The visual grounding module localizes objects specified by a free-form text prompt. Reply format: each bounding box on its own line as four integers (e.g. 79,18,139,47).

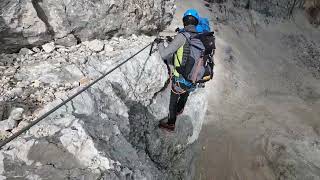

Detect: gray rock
0,0,51,53
0,35,206,180
305,0,320,25
19,48,34,56
8,107,24,121
104,44,114,52
9,88,23,97
0,118,17,131
3,67,16,76
55,34,78,47
32,47,41,53
42,42,55,53
86,40,104,52
0,0,175,53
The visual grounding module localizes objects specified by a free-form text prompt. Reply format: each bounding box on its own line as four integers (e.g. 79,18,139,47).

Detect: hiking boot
159,121,175,132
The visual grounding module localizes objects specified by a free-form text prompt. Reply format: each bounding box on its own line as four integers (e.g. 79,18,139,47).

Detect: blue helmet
183,9,200,23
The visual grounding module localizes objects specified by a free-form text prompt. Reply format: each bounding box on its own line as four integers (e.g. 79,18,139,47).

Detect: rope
0,42,152,149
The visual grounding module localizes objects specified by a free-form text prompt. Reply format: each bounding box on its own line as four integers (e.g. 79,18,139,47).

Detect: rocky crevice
31,0,55,38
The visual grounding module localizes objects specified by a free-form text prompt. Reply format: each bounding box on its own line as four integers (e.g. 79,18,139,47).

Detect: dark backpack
175,31,215,84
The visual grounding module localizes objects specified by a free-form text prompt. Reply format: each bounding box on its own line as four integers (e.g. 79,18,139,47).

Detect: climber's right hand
166,36,173,43
154,38,164,44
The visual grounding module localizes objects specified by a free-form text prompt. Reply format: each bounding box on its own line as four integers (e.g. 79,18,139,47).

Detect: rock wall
207,0,319,26
304,0,320,25
0,35,208,179
0,0,175,53
204,0,320,179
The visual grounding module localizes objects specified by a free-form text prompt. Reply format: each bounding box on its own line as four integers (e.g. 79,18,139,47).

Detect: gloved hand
175,27,180,32
154,38,164,44
166,36,173,42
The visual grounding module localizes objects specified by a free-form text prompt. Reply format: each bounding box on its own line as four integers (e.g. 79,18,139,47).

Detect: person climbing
176,16,211,33
154,9,215,132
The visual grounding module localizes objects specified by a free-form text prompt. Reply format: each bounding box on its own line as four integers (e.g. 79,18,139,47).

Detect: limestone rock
0,0,50,53
0,0,175,53
0,119,17,131
0,108,23,131
9,108,24,121
42,42,55,53
32,47,41,53
32,80,41,88
55,34,78,47
104,44,114,52
87,40,104,52
19,48,34,56
0,35,208,180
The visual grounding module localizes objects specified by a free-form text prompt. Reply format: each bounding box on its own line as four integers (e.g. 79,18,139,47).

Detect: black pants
168,90,190,125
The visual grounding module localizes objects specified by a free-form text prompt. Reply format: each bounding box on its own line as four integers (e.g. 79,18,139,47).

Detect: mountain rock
0,35,207,180
42,42,55,53
0,0,175,53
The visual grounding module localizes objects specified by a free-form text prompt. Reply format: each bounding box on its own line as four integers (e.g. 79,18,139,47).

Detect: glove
154,38,164,44
166,36,173,42
175,27,180,32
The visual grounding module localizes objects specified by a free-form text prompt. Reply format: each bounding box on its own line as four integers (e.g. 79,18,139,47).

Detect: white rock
4,139,35,166
32,47,41,53
19,48,34,55
9,108,24,121
64,64,84,79
32,80,41,88
104,44,114,52
131,34,138,40
42,42,55,53
60,121,112,170
87,39,104,52
0,118,17,131
10,87,23,97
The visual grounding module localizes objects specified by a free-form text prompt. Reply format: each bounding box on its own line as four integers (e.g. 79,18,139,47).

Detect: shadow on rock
0,7,51,53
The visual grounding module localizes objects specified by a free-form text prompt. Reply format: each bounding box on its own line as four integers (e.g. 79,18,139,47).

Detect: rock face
0,0,175,53
0,35,208,179
200,0,320,179
304,0,320,25
208,0,320,25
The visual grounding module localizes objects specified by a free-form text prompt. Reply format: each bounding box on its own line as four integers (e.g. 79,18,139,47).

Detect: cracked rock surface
0,0,176,53
0,35,208,180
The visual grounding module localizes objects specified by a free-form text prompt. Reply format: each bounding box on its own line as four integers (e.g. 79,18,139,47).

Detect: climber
175,16,211,33
154,9,215,132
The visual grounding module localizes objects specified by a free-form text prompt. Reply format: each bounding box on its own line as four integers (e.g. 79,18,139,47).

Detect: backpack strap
180,32,205,51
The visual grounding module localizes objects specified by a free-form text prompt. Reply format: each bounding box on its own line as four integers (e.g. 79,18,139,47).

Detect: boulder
87,39,104,52
0,0,175,53
32,47,41,53
55,34,78,47
8,107,24,121
0,119,16,131
19,48,34,56
0,107,24,131
42,42,55,53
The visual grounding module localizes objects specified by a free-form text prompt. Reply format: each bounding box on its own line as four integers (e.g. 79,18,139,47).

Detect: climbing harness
0,42,153,149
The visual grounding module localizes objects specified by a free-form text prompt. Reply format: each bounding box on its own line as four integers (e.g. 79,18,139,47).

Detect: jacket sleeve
158,33,186,63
